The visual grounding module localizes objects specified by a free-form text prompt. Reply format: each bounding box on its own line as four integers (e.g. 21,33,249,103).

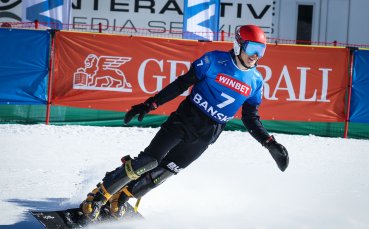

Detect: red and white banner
52,31,349,122
257,45,349,122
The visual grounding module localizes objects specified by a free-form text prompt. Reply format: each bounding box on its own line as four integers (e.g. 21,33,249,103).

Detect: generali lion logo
73,54,132,92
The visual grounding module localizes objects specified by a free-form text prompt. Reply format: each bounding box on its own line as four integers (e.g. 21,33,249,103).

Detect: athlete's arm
242,102,289,171
124,66,199,124
153,66,199,106
241,102,270,145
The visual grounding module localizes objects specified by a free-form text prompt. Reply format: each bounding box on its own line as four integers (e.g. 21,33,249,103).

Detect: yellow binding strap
122,187,133,197
98,183,112,200
125,160,141,180
134,198,141,213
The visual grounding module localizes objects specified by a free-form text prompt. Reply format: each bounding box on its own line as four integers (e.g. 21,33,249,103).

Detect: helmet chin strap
237,53,252,69
231,49,257,69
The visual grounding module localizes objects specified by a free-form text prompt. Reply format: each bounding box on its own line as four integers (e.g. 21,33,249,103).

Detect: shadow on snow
0,198,75,229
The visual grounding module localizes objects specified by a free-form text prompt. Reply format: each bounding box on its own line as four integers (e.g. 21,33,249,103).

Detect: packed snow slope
1,124,369,229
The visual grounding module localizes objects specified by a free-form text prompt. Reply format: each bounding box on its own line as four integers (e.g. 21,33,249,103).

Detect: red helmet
234,25,267,56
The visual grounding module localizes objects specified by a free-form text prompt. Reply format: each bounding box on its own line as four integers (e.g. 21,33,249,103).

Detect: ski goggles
242,41,266,58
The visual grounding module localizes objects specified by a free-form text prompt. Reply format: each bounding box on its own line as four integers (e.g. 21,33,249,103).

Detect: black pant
142,98,225,173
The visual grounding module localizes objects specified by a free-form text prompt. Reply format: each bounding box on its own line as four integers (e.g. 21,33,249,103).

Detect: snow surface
1,124,369,229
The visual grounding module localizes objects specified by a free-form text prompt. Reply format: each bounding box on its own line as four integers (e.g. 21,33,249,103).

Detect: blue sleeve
247,79,263,106
192,52,214,80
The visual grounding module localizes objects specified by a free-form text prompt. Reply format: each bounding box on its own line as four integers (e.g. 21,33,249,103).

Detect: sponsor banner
0,29,50,104
52,31,348,122
257,45,349,122
69,0,273,38
52,31,205,114
183,0,220,41
350,49,369,123
22,0,72,29
218,0,274,36
0,1,274,37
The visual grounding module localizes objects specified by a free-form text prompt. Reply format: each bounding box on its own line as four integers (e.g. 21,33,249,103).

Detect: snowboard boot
108,165,175,218
80,154,158,221
80,183,112,221
107,187,132,218
126,165,174,198
101,154,158,194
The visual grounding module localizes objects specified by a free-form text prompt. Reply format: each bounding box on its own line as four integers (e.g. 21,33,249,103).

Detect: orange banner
52,31,349,122
257,45,349,122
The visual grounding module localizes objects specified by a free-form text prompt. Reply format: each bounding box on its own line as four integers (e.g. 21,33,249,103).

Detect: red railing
2,21,369,48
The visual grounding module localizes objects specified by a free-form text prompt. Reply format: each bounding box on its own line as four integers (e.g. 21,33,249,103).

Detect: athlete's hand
124,97,157,124
265,136,289,172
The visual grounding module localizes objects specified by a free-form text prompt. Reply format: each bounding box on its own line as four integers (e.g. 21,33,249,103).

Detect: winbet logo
216,73,251,96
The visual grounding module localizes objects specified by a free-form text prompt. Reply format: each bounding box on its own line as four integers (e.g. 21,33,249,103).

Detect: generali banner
52,31,349,122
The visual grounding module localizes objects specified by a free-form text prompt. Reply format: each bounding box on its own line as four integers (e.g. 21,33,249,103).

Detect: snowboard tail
31,202,142,228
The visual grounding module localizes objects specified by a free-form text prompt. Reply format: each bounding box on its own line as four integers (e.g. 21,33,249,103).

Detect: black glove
124,97,157,124
264,135,289,172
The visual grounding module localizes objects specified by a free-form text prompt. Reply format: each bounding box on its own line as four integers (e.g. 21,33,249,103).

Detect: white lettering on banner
297,67,315,101
272,65,296,100
71,54,333,104
138,58,191,95
318,68,331,102
138,59,165,94
258,65,332,102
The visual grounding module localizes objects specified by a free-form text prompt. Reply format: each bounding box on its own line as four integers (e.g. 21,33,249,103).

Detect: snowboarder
80,24,289,222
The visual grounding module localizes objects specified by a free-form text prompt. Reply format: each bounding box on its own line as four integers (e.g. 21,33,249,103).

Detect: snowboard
30,202,143,228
